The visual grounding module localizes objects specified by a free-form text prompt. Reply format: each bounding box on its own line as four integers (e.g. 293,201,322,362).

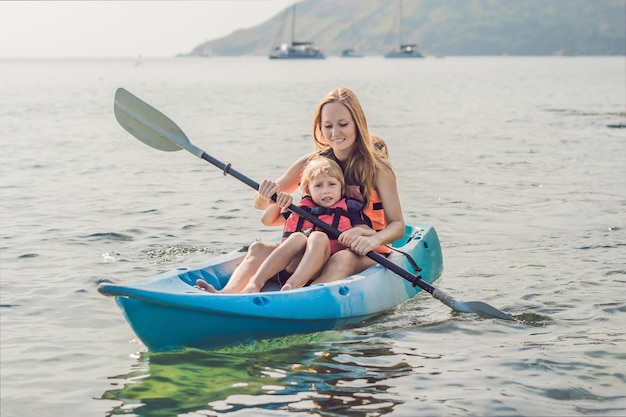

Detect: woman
196,87,404,293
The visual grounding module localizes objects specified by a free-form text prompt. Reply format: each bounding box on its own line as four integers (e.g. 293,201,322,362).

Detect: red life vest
282,196,361,255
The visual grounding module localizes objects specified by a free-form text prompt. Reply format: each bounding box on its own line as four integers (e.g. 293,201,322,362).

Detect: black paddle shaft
200,152,429,291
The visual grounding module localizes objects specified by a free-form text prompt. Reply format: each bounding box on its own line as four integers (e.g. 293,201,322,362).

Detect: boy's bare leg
241,234,308,293
281,231,330,291
312,249,377,285
195,241,279,293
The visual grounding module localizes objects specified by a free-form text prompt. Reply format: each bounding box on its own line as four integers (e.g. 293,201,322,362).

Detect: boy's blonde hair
300,157,345,196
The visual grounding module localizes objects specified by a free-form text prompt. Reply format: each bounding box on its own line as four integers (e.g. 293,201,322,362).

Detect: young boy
239,157,366,293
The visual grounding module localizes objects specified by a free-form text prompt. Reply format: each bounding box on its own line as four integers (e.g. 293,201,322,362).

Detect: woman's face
321,101,357,159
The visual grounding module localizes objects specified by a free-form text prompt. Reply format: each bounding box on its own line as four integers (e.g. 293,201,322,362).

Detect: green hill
181,0,626,57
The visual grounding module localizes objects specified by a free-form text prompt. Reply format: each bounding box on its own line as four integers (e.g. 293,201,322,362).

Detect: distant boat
340,48,364,58
269,3,324,60
385,44,423,58
384,0,424,58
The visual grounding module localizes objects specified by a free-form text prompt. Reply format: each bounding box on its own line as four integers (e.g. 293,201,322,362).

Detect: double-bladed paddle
113,87,515,321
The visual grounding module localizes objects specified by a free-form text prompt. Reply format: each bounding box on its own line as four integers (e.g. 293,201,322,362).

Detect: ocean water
1,56,625,417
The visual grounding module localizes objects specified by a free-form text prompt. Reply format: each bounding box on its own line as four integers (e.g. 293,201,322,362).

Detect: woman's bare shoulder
375,156,395,178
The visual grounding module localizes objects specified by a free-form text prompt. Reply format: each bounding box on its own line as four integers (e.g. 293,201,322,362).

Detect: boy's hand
274,192,293,211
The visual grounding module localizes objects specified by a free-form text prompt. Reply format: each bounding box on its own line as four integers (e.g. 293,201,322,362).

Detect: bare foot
280,284,292,291
195,279,218,293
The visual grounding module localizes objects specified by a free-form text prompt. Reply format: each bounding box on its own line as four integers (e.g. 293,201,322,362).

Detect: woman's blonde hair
311,87,390,205
300,157,345,196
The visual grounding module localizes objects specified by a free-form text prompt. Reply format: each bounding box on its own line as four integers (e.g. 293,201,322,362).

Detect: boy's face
308,172,342,208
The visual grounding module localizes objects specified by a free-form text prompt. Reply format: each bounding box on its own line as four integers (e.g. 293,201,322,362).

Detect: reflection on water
102,333,417,416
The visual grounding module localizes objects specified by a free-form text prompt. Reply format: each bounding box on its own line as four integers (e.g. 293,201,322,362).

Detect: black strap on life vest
283,206,348,240
308,206,345,230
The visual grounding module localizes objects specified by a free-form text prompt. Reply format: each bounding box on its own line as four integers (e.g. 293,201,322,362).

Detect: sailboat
384,0,424,58
269,3,324,59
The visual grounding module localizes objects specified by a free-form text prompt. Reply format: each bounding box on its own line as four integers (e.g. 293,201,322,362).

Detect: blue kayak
98,224,443,351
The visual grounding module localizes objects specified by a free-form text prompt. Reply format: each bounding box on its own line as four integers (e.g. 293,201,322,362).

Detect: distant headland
177,0,625,58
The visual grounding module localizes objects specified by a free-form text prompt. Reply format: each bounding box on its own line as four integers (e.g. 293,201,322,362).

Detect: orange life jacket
344,186,390,254
282,196,363,255
363,188,386,232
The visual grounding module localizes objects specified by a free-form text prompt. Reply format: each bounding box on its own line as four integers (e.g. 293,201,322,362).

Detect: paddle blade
432,288,515,321
114,88,185,152
453,301,516,321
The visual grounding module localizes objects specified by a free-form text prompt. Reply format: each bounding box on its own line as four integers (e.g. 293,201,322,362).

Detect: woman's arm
372,162,405,244
253,154,310,210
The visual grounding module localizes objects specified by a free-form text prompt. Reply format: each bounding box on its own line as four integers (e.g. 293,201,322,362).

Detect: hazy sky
0,1,290,58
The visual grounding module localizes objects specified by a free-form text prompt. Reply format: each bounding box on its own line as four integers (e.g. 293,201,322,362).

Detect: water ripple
82,232,134,242
142,244,225,263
